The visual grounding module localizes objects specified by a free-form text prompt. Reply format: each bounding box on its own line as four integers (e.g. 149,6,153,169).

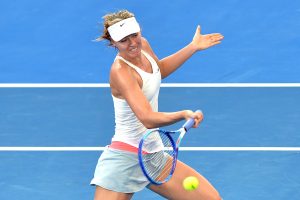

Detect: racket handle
183,110,202,131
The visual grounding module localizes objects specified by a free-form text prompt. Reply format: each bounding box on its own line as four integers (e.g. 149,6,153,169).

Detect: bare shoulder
141,37,160,62
141,37,150,46
110,58,141,98
141,37,152,52
110,59,132,83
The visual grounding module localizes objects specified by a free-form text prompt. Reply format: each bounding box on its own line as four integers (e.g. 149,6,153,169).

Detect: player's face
113,32,142,58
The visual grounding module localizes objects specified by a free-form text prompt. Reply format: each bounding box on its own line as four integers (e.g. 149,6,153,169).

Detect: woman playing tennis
91,10,224,200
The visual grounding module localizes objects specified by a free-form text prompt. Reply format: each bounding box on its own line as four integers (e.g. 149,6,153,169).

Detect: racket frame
138,129,178,185
138,110,201,185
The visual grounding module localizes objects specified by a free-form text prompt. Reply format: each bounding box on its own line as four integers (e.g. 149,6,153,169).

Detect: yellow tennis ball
182,176,199,191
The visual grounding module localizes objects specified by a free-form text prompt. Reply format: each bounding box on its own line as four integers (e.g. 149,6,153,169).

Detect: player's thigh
148,160,221,200
94,186,134,200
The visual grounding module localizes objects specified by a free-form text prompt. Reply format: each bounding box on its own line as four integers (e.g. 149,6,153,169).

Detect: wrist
188,42,199,53
183,110,193,120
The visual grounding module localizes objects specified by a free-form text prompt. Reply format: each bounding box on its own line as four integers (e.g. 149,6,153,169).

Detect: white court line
162,83,300,88
1,83,300,88
0,83,109,88
0,147,299,151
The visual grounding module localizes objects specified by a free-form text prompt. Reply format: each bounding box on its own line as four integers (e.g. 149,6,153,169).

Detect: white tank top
111,50,162,152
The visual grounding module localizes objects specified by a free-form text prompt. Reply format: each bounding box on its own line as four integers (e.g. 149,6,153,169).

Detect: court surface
1,86,299,200
1,0,300,199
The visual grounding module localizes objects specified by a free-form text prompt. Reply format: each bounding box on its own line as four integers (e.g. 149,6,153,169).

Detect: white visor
107,17,140,42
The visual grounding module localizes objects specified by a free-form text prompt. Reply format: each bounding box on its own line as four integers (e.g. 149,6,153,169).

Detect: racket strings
140,131,176,183
155,154,174,182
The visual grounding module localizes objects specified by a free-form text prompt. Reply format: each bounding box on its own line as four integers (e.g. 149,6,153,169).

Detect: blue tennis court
1,0,300,199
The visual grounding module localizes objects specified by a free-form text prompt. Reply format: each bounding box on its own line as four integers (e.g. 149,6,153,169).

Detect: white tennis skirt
90,146,166,193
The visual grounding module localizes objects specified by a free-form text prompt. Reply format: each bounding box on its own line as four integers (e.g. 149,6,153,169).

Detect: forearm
139,110,188,129
159,42,198,78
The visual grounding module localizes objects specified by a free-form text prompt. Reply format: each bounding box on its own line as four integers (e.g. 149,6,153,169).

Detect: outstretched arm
158,25,224,79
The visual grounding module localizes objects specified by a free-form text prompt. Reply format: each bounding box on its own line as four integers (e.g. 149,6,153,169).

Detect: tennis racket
138,110,202,185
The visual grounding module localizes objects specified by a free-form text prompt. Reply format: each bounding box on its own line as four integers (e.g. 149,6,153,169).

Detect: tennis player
91,10,223,200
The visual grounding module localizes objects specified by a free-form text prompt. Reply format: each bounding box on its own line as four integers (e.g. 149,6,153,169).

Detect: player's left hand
192,110,204,128
184,110,204,128
191,25,224,51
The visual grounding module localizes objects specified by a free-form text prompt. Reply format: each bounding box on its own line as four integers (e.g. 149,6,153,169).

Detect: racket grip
183,110,202,131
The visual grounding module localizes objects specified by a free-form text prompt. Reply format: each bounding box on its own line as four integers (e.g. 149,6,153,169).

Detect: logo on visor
120,23,125,27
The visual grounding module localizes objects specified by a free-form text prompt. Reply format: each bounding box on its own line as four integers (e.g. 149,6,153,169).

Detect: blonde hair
96,10,135,45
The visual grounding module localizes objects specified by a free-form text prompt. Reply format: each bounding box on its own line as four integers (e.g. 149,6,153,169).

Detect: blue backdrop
1,0,300,83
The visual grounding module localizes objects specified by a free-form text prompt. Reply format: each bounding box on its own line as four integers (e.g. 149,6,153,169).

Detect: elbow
138,113,157,129
140,119,156,129
143,122,157,129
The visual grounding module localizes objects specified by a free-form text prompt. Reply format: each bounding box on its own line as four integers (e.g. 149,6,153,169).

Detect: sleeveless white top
111,50,162,152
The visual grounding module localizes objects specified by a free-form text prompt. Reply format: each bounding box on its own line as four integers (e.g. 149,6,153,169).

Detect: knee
209,191,222,200
215,194,222,200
